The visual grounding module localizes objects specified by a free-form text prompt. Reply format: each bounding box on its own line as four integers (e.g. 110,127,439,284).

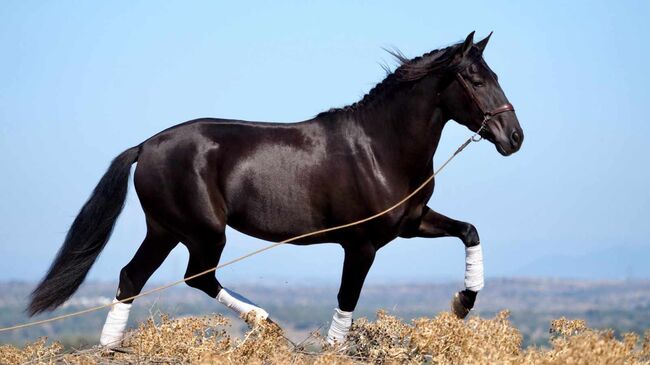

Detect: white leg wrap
100,298,132,348
216,288,269,321
326,308,353,345
465,244,485,291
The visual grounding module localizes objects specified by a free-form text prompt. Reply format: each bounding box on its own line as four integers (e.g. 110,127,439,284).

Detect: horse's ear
459,31,475,57
475,32,493,54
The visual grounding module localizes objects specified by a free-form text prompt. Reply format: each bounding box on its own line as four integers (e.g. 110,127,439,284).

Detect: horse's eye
467,74,484,87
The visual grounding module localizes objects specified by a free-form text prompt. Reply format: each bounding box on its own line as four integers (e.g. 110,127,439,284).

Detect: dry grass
2,310,650,364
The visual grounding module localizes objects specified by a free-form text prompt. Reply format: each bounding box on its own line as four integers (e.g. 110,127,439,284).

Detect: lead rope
0,126,486,333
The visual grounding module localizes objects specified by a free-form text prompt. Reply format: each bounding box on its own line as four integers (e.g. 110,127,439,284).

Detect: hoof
451,292,471,319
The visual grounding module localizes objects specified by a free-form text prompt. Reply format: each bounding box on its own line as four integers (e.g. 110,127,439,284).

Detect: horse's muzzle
490,118,523,156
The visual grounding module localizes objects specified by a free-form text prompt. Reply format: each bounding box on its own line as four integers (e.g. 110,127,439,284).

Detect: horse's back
134,118,356,241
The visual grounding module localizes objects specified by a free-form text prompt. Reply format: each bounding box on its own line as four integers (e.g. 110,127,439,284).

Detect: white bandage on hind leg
216,288,269,321
100,298,132,348
465,244,485,291
326,308,353,345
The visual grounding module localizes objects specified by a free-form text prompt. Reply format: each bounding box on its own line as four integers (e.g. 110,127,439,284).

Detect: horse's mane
317,41,465,118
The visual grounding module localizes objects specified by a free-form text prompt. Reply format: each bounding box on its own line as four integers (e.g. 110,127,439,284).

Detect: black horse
29,32,523,346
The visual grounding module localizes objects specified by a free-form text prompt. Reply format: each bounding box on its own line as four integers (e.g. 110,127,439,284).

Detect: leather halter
454,71,515,136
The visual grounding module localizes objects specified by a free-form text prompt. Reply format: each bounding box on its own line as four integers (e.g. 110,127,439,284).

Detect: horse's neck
352,88,448,176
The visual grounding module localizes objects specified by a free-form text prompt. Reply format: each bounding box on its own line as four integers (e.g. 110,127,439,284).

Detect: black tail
29,146,140,315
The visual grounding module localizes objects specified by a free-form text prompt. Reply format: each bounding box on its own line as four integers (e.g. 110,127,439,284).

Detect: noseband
455,71,515,140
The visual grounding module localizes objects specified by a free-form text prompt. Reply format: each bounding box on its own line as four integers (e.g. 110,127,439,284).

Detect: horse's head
440,32,524,156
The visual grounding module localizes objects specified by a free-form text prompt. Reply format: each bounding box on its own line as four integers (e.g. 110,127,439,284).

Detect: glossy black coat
30,32,523,316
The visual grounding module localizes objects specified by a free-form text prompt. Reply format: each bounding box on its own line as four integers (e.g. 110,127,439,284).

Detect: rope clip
471,115,491,142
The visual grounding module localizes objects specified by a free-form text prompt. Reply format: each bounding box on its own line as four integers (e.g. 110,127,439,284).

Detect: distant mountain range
506,245,650,279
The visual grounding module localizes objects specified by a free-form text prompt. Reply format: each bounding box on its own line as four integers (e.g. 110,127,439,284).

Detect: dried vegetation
2,310,650,364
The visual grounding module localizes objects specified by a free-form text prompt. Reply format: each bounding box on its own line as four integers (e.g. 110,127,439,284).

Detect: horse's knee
461,223,480,247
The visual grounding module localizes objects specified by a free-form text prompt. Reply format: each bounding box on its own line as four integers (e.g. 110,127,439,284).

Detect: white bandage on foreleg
100,298,132,348
216,288,269,321
464,244,485,291
326,308,353,345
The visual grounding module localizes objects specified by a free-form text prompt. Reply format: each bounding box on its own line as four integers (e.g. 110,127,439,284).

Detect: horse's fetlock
117,267,136,301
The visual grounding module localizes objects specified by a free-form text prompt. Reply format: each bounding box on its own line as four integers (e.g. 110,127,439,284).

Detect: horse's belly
223,145,330,242
225,179,329,243
227,204,322,243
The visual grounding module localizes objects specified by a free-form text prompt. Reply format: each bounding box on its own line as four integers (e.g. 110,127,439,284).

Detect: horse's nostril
511,131,521,145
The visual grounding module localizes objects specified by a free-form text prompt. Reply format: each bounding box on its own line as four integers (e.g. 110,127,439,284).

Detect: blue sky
0,1,648,287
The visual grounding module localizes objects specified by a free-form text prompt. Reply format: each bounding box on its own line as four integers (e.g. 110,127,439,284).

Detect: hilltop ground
2,279,649,347
1,279,650,364
2,310,650,364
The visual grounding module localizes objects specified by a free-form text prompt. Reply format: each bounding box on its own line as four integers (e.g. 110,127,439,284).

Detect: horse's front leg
326,242,376,345
401,206,483,319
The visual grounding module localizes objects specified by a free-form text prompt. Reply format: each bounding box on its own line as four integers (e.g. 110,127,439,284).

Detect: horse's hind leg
182,231,225,298
182,230,269,321
100,221,178,347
